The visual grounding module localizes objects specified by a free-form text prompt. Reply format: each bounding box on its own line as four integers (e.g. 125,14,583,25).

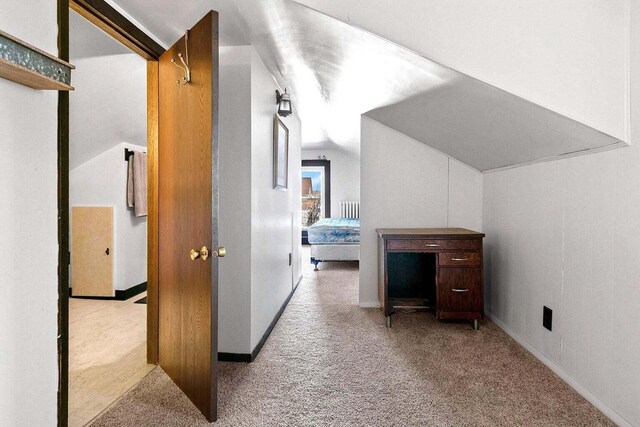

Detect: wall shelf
0,30,74,91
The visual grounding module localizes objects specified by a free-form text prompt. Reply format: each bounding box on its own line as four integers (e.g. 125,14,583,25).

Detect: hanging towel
127,157,135,208
126,150,148,217
133,151,147,217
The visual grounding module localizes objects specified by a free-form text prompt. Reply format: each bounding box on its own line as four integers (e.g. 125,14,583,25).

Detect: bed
307,218,360,271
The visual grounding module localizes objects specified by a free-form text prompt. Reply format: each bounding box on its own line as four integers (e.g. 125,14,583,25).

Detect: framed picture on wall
273,115,289,190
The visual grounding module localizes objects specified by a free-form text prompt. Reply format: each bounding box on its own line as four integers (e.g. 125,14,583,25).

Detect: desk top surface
376,228,485,238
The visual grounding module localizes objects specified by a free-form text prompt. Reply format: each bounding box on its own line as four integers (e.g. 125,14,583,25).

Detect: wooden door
158,11,219,422
71,206,114,297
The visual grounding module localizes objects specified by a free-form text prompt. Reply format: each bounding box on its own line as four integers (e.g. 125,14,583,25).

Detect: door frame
57,1,165,425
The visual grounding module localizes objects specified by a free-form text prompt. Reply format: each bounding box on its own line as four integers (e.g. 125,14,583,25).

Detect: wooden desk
377,228,485,329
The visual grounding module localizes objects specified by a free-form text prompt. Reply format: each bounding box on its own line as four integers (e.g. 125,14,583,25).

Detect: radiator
340,200,360,219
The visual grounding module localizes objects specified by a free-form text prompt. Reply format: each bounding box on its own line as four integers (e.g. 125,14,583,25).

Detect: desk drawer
439,252,481,267
437,268,482,313
446,239,481,250
387,239,481,251
387,239,446,251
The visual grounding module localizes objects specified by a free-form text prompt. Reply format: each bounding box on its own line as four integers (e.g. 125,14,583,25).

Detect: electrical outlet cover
543,306,553,331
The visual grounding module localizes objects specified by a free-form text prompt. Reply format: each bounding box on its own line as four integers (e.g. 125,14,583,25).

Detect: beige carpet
92,255,612,426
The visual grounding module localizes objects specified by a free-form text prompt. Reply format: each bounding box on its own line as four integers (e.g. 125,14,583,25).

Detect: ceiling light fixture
275,88,292,117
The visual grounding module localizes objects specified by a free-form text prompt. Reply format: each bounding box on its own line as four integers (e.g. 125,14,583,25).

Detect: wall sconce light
276,88,292,117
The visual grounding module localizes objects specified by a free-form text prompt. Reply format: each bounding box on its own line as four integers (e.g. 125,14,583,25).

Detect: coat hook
171,31,191,85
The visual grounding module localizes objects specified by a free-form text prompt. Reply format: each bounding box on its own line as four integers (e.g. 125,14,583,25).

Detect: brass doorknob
190,246,210,261
190,246,223,260
212,246,226,258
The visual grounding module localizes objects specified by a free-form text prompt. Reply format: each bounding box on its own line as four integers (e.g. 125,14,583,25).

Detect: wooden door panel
158,11,219,422
71,206,113,297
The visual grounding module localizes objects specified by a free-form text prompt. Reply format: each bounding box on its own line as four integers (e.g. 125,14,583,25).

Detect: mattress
307,218,360,244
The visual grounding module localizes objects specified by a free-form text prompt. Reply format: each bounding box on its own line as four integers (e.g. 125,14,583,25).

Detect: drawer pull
451,288,470,293
425,243,440,247
451,257,468,261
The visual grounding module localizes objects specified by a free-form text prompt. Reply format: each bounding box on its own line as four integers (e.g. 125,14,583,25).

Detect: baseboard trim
486,312,632,427
218,275,303,363
116,282,147,300
250,277,301,361
359,301,381,308
69,282,147,301
218,352,252,362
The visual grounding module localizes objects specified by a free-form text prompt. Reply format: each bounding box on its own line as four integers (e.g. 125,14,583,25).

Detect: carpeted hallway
91,255,612,426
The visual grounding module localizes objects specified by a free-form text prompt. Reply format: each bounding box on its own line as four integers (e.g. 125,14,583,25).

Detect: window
301,160,331,229
302,168,324,227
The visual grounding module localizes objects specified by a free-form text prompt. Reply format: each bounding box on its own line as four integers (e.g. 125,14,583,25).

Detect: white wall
69,13,148,293
70,143,147,292
250,49,302,351
69,53,147,168
359,117,483,306
302,149,360,218
481,5,640,425
483,148,640,427
0,1,58,424
448,160,483,231
218,46,303,354
218,46,253,354
293,0,630,142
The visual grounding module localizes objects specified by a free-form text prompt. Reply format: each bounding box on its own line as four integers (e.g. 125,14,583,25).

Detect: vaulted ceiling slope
290,0,630,143
365,80,623,172
70,10,147,168
110,0,627,170
233,0,450,154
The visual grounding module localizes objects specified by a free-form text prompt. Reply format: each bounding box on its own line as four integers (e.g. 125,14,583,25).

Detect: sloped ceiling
108,0,627,170
290,0,630,142
366,80,622,172
70,9,130,59
70,10,147,168
233,0,449,154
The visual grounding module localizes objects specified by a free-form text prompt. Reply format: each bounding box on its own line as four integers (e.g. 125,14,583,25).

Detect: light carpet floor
92,257,612,426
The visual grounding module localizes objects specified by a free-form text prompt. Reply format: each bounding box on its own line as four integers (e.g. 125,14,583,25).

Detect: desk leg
386,315,391,328
473,319,479,330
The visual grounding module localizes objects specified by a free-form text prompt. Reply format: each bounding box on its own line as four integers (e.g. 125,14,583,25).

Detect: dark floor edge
69,282,147,301
250,275,303,361
219,275,303,363
218,352,252,362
